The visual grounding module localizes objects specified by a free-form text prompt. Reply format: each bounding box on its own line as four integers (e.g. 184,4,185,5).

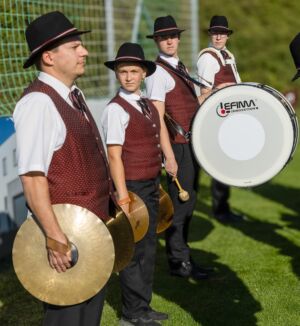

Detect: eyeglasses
210,33,229,38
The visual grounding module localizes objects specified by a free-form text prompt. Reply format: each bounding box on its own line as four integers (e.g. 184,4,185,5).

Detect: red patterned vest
156,57,199,144
21,79,112,222
201,49,237,87
110,95,161,180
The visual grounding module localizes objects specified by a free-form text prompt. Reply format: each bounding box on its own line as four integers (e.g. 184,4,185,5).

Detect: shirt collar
159,52,179,67
208,43,227,51
119,87,142,101
38,72,77,102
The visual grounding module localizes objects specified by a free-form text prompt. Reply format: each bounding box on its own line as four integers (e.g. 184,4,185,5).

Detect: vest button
152,124,156,127
155,134,159,138
157,144,161,148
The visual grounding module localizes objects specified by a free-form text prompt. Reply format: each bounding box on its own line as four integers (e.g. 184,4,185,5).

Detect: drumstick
173,177,190,202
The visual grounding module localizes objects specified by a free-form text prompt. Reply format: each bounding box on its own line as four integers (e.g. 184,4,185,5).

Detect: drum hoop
192,83,299,187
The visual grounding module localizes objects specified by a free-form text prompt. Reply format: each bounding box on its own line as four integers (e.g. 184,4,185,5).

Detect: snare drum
191,83,298,187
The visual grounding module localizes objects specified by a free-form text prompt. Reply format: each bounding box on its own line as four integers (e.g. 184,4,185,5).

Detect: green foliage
200,0,300,93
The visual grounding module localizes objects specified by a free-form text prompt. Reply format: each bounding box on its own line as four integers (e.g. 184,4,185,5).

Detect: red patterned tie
69,89,86,114
137,98,152,120
177,61,194,89
177,61,188,76
220,50,229,60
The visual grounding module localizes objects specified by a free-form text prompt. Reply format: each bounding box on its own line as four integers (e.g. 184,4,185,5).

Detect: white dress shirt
197,46,241,88
101,88,143,145
13,72,81,175
145,53,178,102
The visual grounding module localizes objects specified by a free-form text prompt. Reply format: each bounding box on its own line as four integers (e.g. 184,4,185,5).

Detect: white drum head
192,83,298,187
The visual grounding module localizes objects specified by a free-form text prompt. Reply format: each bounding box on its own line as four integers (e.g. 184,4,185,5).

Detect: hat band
210,25,230,30
30,27,78,55
116,56,143,61
154,27,179,34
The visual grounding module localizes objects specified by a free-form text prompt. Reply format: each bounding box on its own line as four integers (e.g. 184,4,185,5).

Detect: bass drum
191,83,298,187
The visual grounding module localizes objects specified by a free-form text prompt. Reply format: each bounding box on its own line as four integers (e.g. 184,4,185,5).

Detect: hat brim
23,29,90,69
104,59,157,77
146,28,185,39
208,27,233,35
292,70,300,81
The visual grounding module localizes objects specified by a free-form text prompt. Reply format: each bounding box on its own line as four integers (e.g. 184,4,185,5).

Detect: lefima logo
216,99,258,117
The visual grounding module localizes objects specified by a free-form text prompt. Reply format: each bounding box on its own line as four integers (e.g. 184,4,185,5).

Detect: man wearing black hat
102,42,168,326
145,15,211,281
290,33,300,81
196,15,243,223
13,11,113,325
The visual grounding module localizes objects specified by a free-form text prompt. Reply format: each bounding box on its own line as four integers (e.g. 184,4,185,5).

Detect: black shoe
120,315,161,326
170,261,209,280
215,211,244,223
146,308,168,321
190,258,215,273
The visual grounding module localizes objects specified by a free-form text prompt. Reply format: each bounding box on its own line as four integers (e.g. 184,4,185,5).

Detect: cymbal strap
117,197,131,206
46,236,71,254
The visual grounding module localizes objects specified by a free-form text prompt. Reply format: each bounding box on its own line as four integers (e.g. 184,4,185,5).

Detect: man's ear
41,51,55,67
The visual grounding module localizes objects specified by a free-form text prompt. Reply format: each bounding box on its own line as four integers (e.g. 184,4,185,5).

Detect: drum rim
192,83,298,187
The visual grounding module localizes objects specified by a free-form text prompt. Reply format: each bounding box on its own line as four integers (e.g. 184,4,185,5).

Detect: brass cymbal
106,210,135,272
125,191,149,243
12,204,115,306
157,185,174,233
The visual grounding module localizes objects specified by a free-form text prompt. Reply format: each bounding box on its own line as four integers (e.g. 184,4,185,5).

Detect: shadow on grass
154,246,260,326
0,257,42,325
223,209,300,280
252,183,300,221
106,215,261,326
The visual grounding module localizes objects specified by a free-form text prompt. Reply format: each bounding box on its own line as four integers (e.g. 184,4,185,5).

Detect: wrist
164,154,175,161
117,196,131,206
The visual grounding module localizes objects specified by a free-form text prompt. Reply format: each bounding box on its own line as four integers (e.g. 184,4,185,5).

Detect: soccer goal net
0,0,198,116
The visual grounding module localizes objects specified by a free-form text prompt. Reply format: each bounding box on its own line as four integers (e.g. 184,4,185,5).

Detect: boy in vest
102,42,168,326
145,15,213,281
13,11,113,325
197,15,244,223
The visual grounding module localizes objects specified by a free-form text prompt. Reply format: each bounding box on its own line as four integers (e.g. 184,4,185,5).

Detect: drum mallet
173,177,190,202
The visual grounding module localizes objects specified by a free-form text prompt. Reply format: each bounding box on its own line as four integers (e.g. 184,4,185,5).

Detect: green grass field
1,146,300,326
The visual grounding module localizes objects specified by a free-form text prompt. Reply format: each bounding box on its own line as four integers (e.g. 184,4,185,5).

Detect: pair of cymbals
118,186,174,240
13,204,115,306
13,204,135,306
157,185,174,233
13,187,174,306
116,191,150,243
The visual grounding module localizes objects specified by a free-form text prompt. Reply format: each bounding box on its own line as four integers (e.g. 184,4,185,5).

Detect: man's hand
164,156,178,177
46,234,72,273
217,82,235,89
47,247,72,273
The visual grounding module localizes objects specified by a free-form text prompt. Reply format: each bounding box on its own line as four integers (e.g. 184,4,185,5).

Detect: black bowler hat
146,15,185,39
104,42,156,77
290,33,300,81
208,15,233,35
23,11,90,69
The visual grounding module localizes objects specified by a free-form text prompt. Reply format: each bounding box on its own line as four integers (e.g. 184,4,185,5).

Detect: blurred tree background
200,0,300,94
1,0,300,115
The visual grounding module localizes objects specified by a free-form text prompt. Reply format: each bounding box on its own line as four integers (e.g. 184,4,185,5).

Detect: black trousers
43,286,106,326
211,179,230,216
120,177,160,318
165,143,199,265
